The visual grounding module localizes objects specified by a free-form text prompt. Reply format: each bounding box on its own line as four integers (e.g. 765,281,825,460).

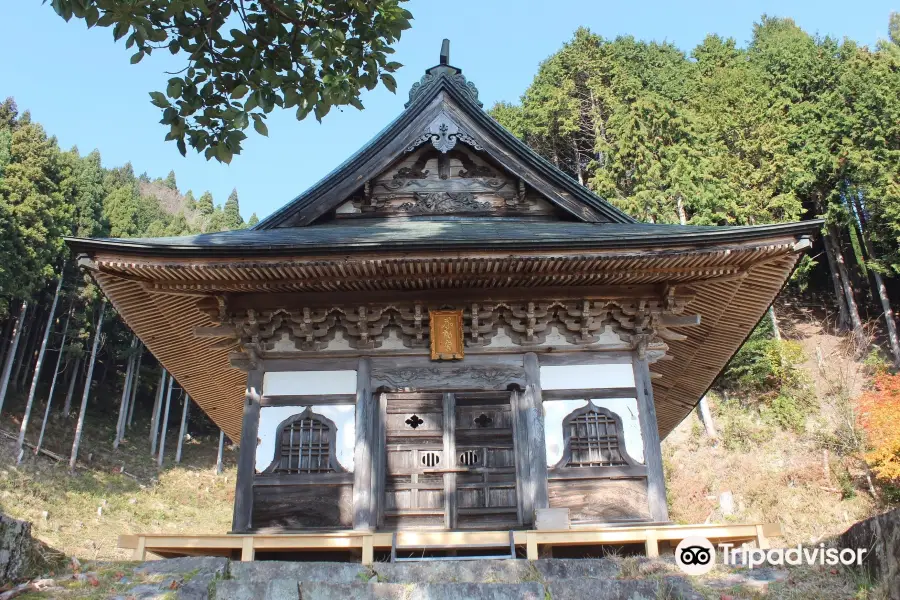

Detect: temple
67,41,817,557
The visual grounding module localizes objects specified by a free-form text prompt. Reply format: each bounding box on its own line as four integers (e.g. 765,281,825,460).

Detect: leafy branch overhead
47,0,412,163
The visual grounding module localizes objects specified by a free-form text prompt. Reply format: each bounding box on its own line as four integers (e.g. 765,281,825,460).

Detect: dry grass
0,402,236,563
663,312,882,546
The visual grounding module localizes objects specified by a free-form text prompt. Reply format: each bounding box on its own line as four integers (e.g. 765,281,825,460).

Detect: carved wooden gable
334,112,562,219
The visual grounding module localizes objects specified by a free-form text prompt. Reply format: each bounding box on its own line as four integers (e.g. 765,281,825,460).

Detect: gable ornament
406,112,483,154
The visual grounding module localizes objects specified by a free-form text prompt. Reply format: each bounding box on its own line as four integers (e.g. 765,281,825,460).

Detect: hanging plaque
429,309,465,360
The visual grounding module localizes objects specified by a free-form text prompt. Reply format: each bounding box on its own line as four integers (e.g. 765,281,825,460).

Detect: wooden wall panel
548,478,650,523
252,483,353,530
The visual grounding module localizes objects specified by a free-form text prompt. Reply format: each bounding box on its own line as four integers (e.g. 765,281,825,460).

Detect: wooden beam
224,284,668,313
542,388,637,401
352,358,372,530
260,394,356,407
633,353,669,523
546,465,648,480
232,369,262,533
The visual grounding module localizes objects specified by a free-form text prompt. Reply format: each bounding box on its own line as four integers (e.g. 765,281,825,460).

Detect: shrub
857,373,900,486
718,321,813,430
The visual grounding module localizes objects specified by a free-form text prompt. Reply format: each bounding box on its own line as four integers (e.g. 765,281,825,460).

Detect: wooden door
379,391,521,530
381,393,446,530
454,392,522,529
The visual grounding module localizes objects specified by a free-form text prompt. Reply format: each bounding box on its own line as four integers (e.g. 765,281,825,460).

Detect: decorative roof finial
405,39,482,108
439,39,450,66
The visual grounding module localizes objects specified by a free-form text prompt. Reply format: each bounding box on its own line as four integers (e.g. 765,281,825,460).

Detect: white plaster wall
262,370,357,396
544,397,643,466
256,404,356,473
539,362,635,390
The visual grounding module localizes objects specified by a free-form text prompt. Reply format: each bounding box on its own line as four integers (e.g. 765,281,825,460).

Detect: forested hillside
491,16,900,501
0,98,257,464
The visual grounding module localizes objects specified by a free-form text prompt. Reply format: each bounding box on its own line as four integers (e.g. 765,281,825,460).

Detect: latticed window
558,402,635,468
266,408,345,474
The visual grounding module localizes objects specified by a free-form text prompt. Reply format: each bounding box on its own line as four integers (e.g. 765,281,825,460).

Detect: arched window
264,407,346,474
554,401,636,469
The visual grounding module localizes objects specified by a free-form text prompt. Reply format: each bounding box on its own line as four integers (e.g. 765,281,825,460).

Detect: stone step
531,558,622,580
228,561,369,583
212,577,703,600
213,578,299,600
371,560,534,583
545,576,705,600
299,582,546,600
213,580,547,600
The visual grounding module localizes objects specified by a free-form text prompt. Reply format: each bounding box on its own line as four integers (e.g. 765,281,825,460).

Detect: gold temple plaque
430,309,465,360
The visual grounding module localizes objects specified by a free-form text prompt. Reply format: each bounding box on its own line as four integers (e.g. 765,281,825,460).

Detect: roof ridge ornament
405,112,484,154
405,39,483,108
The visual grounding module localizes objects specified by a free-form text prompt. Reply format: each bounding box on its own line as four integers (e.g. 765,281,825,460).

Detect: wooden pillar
522,353,549,520
232,369,263,533
157,377,175,467
175,394,190,463
511,387,533,525
632,352,669,523
352,358,373,530
442,392,457,530
374,392,387,529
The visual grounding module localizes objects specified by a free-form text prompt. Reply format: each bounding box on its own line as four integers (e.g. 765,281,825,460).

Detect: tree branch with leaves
47,0,412,163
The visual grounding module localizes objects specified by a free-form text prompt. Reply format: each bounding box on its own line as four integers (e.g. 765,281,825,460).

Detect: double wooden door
378,391,521,530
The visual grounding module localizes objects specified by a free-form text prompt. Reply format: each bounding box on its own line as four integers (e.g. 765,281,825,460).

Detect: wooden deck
119,522,779,564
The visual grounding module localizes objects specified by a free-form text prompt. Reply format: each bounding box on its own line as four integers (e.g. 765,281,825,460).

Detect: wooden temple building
68,43,817,561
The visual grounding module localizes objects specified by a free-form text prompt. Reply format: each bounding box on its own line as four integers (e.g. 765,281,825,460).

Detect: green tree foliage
163,170,177,190
247,213,259,227
223,188,244,229
48,0,413,163
0,111,73,301
197,191,214,216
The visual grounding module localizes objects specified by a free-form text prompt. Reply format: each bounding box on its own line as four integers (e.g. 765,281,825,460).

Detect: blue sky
1,1,896,222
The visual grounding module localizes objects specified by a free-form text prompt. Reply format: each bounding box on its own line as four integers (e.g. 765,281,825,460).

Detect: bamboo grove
0,98,255,468
1,14,899,472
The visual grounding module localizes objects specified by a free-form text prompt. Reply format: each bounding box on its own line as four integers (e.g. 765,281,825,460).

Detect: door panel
453,394,521,529
383,393,446,529
379,391,521,530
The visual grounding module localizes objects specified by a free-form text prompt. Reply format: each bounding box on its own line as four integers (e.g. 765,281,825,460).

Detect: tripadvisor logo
675,536,868,575
675,536,716,575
